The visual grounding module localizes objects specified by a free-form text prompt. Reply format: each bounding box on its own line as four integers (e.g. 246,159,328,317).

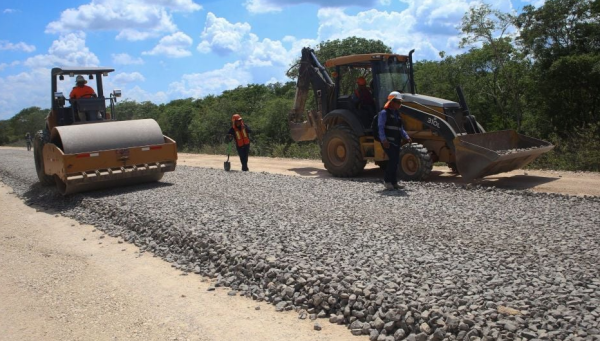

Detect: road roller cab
34,67,178,195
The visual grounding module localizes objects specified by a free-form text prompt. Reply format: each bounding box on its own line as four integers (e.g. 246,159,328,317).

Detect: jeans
383,143,400,183
237,144,250,171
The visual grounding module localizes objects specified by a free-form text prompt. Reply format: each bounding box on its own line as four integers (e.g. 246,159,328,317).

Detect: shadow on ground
289,165,560,192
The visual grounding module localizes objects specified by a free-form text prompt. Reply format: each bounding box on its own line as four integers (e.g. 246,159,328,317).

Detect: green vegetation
1,0,598,171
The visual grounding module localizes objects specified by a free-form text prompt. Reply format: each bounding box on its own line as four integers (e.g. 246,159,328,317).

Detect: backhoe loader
34,67,177,195
289,48,553,181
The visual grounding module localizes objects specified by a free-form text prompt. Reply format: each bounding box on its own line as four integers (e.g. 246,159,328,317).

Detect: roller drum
51,119,166,154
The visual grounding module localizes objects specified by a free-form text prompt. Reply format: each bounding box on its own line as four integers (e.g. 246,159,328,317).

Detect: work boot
392,182,405,190
383,182,394,190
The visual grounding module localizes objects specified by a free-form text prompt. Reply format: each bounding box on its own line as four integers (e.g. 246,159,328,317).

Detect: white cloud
0,68,49,119
244,0,283,14
169,61,252,98
143,32,193,58
122,85,169,104
313,0,515,61
3,8,17,14
244,0,379,13
112,53,144,65
0,41,36,53
197,12,252,55
145,0,202,12
24,32,99,68
45,0,201,41
0,63,7,72
112,72,146,84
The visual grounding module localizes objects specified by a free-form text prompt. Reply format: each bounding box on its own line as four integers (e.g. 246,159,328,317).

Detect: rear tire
398,143,433,181
33,130,54,186
321,125,366,177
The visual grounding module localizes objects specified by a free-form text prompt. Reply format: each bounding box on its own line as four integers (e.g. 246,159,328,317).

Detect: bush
529,123,600,171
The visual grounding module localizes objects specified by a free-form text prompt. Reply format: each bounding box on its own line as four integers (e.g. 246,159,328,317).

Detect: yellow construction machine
34,67,177,195
289,48,554,181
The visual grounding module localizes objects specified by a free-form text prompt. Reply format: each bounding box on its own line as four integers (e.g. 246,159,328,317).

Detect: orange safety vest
233,126,250,147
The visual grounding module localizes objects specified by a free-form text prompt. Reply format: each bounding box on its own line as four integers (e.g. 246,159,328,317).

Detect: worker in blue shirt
378,91,411,190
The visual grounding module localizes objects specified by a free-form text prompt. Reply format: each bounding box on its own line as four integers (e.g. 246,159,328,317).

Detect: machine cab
325,53,414,128
49,67,121,131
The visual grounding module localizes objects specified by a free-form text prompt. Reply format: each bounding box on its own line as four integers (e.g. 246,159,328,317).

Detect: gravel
495,147,543,156
2,148,600,340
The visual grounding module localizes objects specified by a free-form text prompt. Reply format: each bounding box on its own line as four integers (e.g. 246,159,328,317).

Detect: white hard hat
384,91,403,108
75,75,87,84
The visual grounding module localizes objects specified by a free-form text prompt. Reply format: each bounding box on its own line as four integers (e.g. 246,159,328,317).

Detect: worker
25,132,32,151
352,76,376,114
227,114,252,171
352,77,375,106
69,75,96,100
378,91,411,190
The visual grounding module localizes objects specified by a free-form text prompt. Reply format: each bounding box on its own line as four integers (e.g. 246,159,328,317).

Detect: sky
0,0,544,120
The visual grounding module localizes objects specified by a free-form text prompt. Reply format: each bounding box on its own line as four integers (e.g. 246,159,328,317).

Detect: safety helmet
232,113,242,121
75,75,87,84
384,91,403,109
356,77,367,86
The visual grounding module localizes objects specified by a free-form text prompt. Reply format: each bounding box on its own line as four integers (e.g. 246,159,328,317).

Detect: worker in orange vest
227,114,252,171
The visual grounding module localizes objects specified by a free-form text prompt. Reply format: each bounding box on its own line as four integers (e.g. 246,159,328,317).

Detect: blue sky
0,0,543,119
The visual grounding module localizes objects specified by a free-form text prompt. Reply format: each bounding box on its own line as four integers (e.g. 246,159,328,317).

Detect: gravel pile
1,149,600,341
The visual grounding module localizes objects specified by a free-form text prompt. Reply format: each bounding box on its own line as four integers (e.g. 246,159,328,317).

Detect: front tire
321,125,366,177
398,143,433,181
33,130,54,186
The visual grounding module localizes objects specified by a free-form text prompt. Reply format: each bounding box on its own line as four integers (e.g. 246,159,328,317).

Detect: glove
382,140,390,149
226,134,233,142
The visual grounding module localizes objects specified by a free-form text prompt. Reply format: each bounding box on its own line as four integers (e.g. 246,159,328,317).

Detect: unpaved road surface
1,147,600,341
178,152,600,197
0,183,351,341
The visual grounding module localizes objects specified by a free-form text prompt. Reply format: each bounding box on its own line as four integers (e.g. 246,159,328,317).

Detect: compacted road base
1,148,599,341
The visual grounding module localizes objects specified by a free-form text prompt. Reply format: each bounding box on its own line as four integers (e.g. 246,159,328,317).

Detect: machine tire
33,130,54,186
321,125,366,177
398,143,433,181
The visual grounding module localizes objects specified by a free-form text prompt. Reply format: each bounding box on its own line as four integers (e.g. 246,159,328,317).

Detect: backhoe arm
289,48,334,142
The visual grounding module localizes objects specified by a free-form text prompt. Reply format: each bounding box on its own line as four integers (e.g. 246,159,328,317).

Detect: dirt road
0,183,352,341
178,152,600,197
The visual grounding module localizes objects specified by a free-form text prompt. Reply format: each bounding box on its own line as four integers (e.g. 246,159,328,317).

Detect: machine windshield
375,60,410,108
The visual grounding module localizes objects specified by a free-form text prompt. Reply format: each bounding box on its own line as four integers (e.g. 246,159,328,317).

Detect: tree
516,0,600,135
286,37,392,79
459,3,530,131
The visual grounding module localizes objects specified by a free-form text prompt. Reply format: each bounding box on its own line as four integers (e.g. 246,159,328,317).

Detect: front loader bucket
44,119,177,195
454,130,554,181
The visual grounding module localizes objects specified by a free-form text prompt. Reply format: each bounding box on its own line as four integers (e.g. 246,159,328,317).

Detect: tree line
1,0,598,170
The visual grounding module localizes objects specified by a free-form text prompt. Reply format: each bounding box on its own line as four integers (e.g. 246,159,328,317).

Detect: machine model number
427,117,440,129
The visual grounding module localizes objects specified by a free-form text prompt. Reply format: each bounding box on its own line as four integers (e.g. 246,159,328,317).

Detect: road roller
34,67,177,195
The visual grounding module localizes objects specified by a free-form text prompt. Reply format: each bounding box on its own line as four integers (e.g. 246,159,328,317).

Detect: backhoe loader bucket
43,119,177,195
454,130,554,181
289,120,317,142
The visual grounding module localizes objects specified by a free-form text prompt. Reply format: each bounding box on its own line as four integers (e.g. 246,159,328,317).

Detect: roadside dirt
0,182,353,341
178,152,600,197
